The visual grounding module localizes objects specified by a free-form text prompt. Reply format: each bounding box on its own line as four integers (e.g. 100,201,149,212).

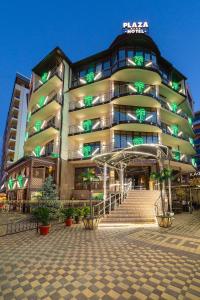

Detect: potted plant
74,208,83,224
33,207,51,235
62,207,74,226
151,168,174,228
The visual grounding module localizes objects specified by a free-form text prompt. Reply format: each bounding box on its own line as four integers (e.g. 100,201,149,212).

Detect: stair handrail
92,180,132,217
154,193,162,216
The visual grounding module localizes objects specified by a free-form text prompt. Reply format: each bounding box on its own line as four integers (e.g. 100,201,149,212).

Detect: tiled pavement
0,213,200,299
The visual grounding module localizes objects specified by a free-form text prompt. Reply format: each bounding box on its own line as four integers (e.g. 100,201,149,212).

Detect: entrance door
126,167,150,190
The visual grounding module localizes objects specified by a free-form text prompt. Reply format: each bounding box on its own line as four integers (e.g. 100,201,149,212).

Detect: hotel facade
2,30,196,201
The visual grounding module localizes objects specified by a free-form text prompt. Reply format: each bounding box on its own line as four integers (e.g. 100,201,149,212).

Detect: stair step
101,218,155,223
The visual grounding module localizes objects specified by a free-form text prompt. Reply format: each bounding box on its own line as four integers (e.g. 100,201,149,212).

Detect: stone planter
156,215,173,228
82,216,100,230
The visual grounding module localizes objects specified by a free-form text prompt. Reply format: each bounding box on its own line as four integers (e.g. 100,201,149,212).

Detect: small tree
150,168,172,216
40,175,58,201
37,176,60,220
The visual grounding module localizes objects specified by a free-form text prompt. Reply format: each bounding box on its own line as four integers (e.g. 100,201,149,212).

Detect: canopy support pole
103,163,107,216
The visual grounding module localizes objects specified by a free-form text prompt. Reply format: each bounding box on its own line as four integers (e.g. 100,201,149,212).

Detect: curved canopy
92,144,170,170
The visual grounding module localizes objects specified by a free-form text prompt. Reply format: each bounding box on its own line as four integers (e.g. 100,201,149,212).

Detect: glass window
145,52,151,61
128,50,134,58
118,49,125,60
152,53,157,64
96,63,102,73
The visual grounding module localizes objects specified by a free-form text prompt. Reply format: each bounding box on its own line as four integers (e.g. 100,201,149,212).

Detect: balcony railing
159,97,188,120
69,93,110,111
33,66,63,92
72,58,159,88
28,118,59,138
161,122,191,142
31,92,62,115
68,112,158,136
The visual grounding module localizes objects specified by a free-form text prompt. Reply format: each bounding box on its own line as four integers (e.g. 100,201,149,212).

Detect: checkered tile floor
0,212,200,299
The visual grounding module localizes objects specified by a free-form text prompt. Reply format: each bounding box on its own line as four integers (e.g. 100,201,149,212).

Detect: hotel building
3,31,196,201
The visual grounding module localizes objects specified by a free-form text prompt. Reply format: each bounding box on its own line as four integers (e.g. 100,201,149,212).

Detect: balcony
33,66,63,92
25,119,59,151
29,93,62,127
71,58,161,89
69,93,110,112
68,111,160,136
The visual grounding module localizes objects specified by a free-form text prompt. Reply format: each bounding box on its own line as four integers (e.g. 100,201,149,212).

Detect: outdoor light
94,72,102,81
178,131,183,137
41,121,46,129
83,96,93,107
80,78,86,84
92,121,100,130
145,114,153,121
92,96,100,104
143,86,151,94
177,109,182,114
92,148,100,156
127,113,136,120
136,108,146,123
167,103,172,110
134,81,145,94
128,84,137,93
180,154,185,160
133,56,144,66
127,58,136,66
145,61,152,67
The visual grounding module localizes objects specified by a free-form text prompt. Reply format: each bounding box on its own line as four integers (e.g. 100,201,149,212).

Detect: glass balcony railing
158,97,188,120
68,111,159,136
69,93,110,111
171,151,193,165
33,66,63,92
72,59,159,88
161,122,191,142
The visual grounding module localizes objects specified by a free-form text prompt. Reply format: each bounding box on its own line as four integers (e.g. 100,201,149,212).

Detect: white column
103,163,107,216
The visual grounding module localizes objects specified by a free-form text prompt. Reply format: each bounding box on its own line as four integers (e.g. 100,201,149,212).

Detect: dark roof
32,47,72,75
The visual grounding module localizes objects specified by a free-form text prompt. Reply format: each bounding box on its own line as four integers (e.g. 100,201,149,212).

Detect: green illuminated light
41,72,48,83
8,178,14,190
34,146,42,157
34,120,42,132
27,112,31,123
189,138,194,147
17,175,24,188
136,108,146,123
172,82,179,91
51,153,59,158
83,145,92,158
85,72,95,83
133,137,144,145
133,55,144,66
173,151,180,161
192,158,197,167
83,119,92,132
171,103,178,113
25,132,29,141
83,96,93,107
171,125,179,136
134,81,145,94
188,117,193,125
38,96,46,108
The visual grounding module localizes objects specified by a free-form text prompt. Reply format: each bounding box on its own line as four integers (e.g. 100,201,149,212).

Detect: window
114,131,158,149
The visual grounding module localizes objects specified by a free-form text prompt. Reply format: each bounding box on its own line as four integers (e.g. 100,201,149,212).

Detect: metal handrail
154,194,162,216
92,180,132,217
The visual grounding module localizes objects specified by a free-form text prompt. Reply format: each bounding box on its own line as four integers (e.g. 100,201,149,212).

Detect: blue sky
0,0,200,152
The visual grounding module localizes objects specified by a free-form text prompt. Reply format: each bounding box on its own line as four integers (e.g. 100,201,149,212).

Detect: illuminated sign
123,21,149,34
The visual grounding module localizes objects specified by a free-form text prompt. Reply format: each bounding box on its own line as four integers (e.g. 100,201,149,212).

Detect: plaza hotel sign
123,21,149,34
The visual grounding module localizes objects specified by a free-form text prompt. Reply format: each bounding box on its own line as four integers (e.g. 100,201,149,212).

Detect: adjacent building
1,74,29,187
2,30,196,201
193,111,200,169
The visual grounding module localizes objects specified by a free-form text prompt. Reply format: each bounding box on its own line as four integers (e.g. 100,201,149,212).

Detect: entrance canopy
92,144,170,170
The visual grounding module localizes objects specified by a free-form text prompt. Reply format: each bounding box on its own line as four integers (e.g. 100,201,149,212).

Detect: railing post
103,163,107,216
109,194,111,213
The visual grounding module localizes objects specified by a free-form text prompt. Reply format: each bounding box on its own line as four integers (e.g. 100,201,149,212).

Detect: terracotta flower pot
65,218,73,226
39,225,50,235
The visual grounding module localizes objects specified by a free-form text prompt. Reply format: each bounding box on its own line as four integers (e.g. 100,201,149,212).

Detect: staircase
100,190,160,225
